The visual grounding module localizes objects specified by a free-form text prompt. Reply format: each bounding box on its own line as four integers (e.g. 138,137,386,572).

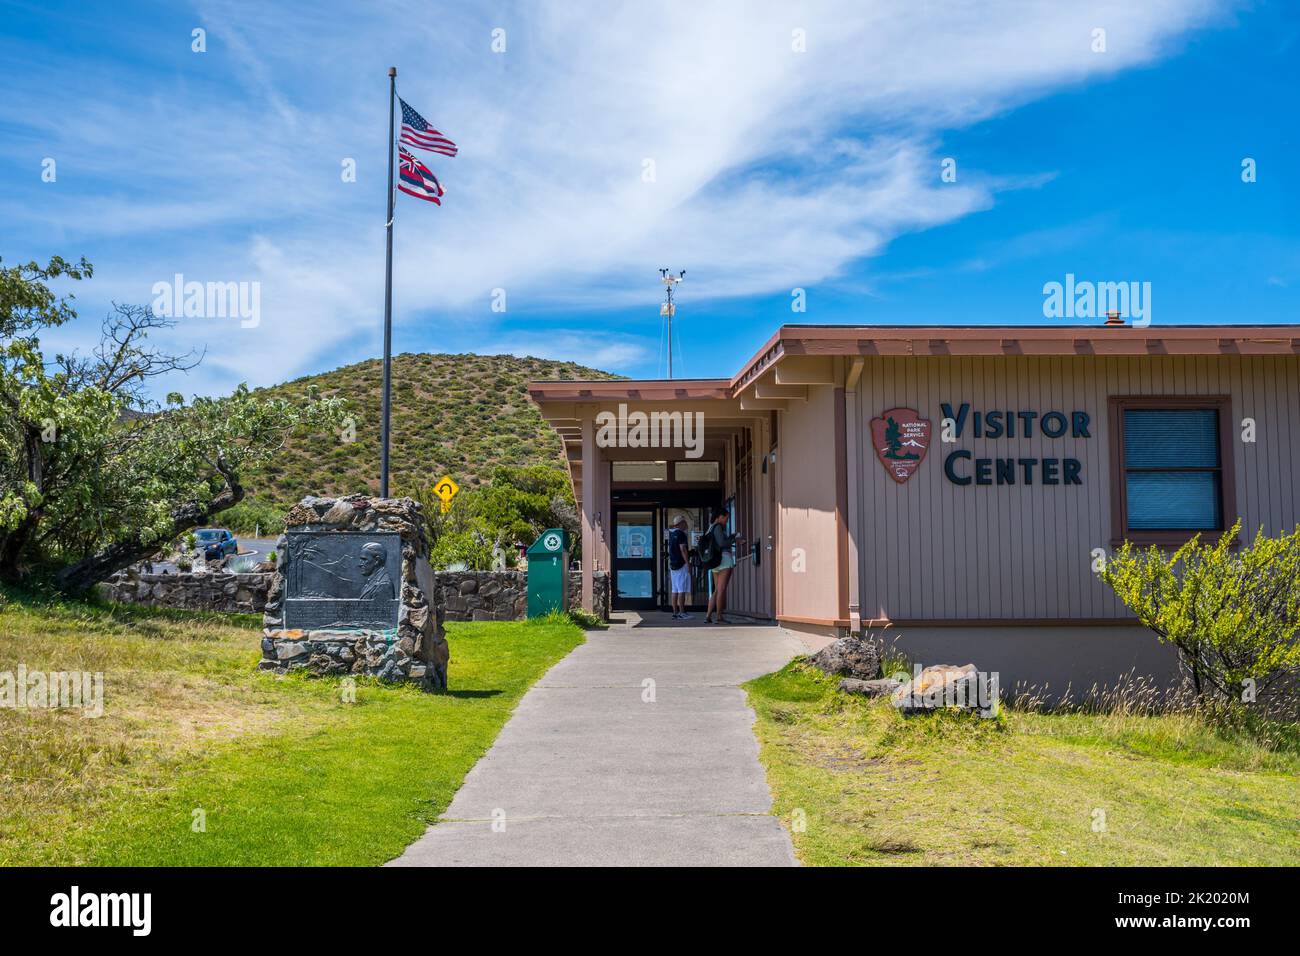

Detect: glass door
613,509,657,610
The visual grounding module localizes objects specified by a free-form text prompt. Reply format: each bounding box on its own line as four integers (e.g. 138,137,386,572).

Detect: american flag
399,96,457,157
398,146,444,204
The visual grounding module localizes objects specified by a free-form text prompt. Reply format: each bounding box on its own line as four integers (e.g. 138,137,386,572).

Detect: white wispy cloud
471,330,653,372
1,0,1229,395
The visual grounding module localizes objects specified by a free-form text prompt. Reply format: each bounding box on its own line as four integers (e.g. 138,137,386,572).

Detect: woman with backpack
701,507,744,624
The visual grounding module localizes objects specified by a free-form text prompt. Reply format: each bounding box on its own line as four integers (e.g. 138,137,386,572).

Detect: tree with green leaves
407,463,578,570
1098,521,1300,707
472,464,577,551
422,493,497,571
1,255,348,590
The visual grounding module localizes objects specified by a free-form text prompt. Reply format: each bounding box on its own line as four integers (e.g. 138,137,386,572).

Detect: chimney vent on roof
1104,311,1125,327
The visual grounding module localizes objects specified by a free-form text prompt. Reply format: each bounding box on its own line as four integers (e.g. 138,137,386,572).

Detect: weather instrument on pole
659,268,685,379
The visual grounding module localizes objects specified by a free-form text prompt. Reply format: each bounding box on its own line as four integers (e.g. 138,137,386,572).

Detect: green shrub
430,526,495,571
217,499,286,536
1099,520,1300,708
406,464,578,571
566,606,607,630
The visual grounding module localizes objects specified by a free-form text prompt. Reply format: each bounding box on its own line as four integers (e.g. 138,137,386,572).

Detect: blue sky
1,0,1297,398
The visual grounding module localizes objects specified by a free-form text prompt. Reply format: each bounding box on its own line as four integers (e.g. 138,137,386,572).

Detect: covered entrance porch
527,379,781,620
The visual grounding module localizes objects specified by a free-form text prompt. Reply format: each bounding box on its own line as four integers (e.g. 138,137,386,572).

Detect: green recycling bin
526,527,571,617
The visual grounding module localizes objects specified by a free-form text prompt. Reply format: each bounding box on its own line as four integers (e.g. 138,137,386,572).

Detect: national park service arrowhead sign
870,408,931,484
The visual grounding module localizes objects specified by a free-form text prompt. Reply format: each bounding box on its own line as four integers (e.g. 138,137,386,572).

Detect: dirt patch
813,748,880,773
866,836,922,854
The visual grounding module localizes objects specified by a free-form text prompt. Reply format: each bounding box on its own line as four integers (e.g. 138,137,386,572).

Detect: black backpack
696,527,722,570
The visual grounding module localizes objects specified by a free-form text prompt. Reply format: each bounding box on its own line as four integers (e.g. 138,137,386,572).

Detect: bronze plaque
283,531,401,631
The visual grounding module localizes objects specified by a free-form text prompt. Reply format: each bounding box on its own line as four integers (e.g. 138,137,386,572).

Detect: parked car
194,528,238,562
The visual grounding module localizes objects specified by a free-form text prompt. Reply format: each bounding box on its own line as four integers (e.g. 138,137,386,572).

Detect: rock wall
102,566,612,622
435,569,610,621
436,571,527,621
98,571,272,614
568,570,611,621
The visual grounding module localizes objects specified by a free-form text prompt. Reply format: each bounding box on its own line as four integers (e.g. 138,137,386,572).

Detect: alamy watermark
50,886,150,936
595,403,705,458
1,666,103,717
1042,273,1151,327
150,273,261,328
894,664,1000,719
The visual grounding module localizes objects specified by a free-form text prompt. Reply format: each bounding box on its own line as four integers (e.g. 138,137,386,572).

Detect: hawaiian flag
398,146,444,204
398,96,457,157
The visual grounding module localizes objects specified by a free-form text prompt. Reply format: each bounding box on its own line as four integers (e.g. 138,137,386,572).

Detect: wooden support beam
845,357,864,390
534,401,576,419
752,382,807,400
739,397,788,411
773,356,835,386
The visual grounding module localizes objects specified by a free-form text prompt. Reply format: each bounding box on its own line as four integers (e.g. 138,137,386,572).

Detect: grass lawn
745,660,1300,866
0,591,583,865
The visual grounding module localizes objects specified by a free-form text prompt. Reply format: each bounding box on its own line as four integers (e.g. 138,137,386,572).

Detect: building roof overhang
531,324,1300,409
526,378,732,403
731,324,1300,394
527,323,1300,490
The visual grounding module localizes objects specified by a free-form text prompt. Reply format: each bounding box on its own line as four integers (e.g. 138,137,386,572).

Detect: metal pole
666,282,673,379
381,66,396,498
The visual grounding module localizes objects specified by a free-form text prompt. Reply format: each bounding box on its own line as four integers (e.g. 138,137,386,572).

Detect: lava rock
891,663,998,716
838,677,902,697
808,635,883,681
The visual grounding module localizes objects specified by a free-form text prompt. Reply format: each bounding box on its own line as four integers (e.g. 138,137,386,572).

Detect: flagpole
381,66,396,498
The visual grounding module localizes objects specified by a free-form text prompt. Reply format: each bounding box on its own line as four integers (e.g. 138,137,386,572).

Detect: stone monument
260,495,448,690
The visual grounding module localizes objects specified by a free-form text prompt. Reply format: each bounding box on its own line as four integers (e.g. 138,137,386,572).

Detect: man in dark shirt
667,517,693,620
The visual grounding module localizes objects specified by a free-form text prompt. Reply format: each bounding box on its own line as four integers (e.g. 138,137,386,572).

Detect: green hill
235,352,618,519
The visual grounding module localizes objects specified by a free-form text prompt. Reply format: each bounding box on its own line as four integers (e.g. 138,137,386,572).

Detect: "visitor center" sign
938,402,1092,486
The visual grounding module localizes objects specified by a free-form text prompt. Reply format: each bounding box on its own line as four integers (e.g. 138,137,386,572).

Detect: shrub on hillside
236,352,621,504
218,499,286,536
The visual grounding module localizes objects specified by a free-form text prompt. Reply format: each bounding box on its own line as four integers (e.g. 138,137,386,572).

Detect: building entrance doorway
611,499,718,611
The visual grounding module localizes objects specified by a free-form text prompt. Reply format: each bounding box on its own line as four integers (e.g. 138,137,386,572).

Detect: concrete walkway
390,613,806,866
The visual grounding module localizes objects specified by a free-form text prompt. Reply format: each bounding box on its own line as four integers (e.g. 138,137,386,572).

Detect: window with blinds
1121,408,1223,531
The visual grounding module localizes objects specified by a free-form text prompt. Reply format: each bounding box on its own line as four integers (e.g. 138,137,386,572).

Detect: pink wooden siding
852,355,1300,622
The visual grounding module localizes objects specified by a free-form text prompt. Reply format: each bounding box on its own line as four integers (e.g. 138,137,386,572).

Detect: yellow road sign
433,475,460,513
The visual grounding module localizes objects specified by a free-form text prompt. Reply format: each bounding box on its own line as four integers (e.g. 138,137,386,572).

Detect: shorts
712,550,735,573
670,565,692,594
